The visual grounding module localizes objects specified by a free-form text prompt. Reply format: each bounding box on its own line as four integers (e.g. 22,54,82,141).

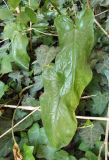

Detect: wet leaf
40,8,94,148
11,32,30,70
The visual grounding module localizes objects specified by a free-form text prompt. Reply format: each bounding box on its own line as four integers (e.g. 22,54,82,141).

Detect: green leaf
19,132,29,149
79,142,90,151
23,144,35,160
3,23,18,39
54,150,76,160
106,17,109,32
0,136,13,157
79,122,104,148
40,8,94,148
30,75,43,96
0,55,12,74
0,81,6,98
25,7,36,23
91,91,109,115
29,0,40,10
85,151,97,160
34,45,58,70
37,145,56,160
0,7,13,20
28,123,40,147
11,31,30,70
8,0,21,8
95,55,109,86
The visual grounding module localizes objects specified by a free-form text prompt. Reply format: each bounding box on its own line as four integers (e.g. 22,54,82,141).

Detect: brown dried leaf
13,143,23,160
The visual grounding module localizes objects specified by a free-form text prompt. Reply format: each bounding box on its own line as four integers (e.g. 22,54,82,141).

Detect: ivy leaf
0,55,12,74
54,150,77,160
19,132,29,150
85,151,97,160
23,144,35,160
79,122,104,148
0,81,7,98
30,75,43,96
25,7,36,23
0,136,13,157
11,31,30,70
8,0,21,9
0,7,13,20
29,0,40,10
40,8,94,148
3,23,18,39
95,55,109,86
28,123,40,147
34,45,58,69
91,91,109,115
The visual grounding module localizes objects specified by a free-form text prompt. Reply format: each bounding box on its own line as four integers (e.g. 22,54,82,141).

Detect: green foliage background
0,0,109,159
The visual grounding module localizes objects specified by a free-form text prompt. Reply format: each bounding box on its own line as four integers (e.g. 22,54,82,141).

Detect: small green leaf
79,142,89,152
3,23,18,39
91,91,109,115
35,45,58,69
17,11,30,24
0,81,6,98
29,0,40,10
19,132,29,149
8,0,21,8
25,7,36,23
0,136,13,157
0,55,12,74
85,151,97,160
11,31,30,70
96,55,109,86
0,7,13,20
37,145,56,160
28,123,40,147
23,144,35,160
30,75,43,96
79,122,104,148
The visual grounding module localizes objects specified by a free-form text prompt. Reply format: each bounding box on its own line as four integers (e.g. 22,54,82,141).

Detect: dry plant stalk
13,143,23,160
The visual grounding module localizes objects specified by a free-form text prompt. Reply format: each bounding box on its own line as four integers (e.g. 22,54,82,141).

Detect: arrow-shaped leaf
40,8,94,148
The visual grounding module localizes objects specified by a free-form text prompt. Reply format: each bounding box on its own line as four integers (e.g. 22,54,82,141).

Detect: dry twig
104,107,109,160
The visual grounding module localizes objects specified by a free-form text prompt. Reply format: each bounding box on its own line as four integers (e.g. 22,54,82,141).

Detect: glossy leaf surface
11,32,30,70
40,8,94,148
